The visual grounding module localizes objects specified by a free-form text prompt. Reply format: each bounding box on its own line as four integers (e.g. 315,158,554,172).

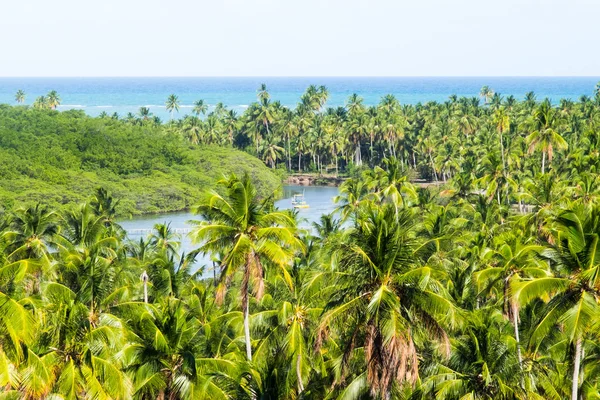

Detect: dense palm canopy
3,83,600,398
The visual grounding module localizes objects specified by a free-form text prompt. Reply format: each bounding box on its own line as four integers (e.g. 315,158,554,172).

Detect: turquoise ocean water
0,77,599,120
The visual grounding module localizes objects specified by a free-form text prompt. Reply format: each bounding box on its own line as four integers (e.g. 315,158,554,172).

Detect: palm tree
526,101,568,174
480,85,494,105
117,298,232,399
515,208,600,400
261,141,284,169
33,281,131,399
149,222,181,257
474,232,545,365
193,99,208,116
258,83,270,104
493,107,510,177
334,177,373,221
165,94,180,120
32,96,48,109
138,106,152,120
318,204,454,398
423,309,532,399
190,173,304,361
223,109,238,146
368,156,418,211
14,89,25,104
46,90,61,109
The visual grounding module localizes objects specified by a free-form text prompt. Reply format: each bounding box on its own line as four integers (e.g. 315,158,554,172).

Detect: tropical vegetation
2,83,600,398
0,105,280,215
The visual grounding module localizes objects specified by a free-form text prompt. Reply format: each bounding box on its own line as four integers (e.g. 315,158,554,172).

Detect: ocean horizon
1,76,598,120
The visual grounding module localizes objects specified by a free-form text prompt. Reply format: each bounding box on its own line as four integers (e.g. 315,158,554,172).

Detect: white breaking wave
95,105,113,108
58,104,86,108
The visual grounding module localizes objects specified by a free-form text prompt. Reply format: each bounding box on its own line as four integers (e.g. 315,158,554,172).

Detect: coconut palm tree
261,141,284,169
165,94,180,120
190,173,304,361
14,89,25,104
526,100,568,174
193,99,208,116
32,96,48,109
515,207,600,400
46,90,61,109
480,85,494,105
3,203,58,262
423,309,534,399
318,204,455,398
474,232,545,365
138,106,152,120
257,83,270,104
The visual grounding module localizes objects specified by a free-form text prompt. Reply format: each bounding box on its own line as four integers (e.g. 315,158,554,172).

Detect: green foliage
4,84,600,399
0,105,280,216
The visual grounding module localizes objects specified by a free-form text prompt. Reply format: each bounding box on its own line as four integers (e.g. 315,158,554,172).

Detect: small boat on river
291,191,309,209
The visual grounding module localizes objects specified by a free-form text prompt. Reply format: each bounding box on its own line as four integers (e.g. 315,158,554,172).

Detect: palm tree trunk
242,266,252,361
335,155,338,177
499,131,507,176
511,302,522,366
298,152,302,173
319,154,322,174
287,135,291,171
542,151,546,174
243,298,252,361
519,196,523,213
572,337,582,400
296,353,304,394
356,140,362,166
429,153,438,182
370,135,374,165
143,278,148,304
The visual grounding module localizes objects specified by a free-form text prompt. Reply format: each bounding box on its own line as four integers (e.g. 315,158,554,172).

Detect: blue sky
0,0,597,77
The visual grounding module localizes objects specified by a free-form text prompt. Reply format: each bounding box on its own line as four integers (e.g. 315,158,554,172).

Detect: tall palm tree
3,203,58,262
474,232,545,365
257,83,270,104
526,100,568,174
318,204,454,398
515,208,600,400
193,99,208,116
480,85,494,105
261,141,284,169
14,90,25,104
165,94,180,120
46,90,61,109
493,107,510,177
190,173,304,361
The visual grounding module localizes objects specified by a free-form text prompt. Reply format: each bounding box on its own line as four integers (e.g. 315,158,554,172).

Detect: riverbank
285,173,346,186
284,174,445,188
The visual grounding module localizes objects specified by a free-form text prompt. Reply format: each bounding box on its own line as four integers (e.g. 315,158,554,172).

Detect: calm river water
118,185,339,274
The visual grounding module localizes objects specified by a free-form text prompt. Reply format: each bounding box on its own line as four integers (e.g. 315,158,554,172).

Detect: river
118,185,340,275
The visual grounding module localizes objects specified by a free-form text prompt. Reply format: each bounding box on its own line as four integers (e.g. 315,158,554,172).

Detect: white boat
291,191,309,209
